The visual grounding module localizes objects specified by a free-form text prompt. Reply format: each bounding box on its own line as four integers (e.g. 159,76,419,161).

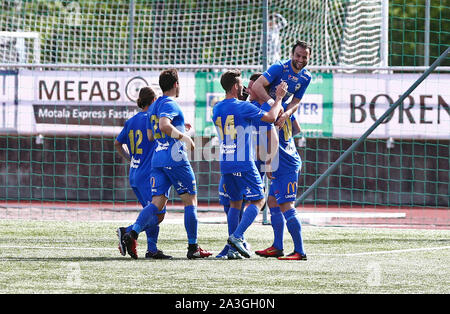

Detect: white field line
0,245,449,257
310,246,450,257
9,212,406,224
118,212,406,224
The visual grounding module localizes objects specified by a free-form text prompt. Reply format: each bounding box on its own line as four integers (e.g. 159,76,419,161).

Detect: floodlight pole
295,46,450,207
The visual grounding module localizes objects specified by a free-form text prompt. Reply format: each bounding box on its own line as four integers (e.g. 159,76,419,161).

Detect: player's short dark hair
292,40,312,55
159,69,179,92
248,72,269,93
249,72,262,82
136,86,156,109
220,70,241,92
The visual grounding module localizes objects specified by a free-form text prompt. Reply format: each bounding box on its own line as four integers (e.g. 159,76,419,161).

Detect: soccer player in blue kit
115,87,171,259
253,40,312,260
253,40,312,129
215,72,279,259
121,69,212,259
213,70,287,258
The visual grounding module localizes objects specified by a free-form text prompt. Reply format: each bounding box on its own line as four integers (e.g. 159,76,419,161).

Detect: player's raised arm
274,97,300,128
159,116,195,150
252,75,272,104
261,81,288,123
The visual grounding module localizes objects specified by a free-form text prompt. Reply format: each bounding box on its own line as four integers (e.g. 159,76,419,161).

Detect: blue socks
232,204,259,239
145,225,159,253
132,203,159,234
184,205,198,245
227,207,241,236
128,203,200,250
270,207,285,250
223,205,230,216
283,208,305,255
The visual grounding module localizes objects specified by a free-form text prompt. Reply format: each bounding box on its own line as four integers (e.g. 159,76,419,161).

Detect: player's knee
152,195,168,211
279,201,295,212
267,196,278,209
251,198,265,210
157,213,165,225
230,200,243,210
180,193,197,207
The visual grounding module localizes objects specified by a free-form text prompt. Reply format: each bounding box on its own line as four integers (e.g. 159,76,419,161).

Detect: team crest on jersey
288,75,299,82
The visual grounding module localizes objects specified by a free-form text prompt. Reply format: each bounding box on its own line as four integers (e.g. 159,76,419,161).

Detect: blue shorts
132,173,169,214
268,170,300,205
130,171,153,207
219,176,230,206
151,165,197,196
221,167,265,202
131,185,152,208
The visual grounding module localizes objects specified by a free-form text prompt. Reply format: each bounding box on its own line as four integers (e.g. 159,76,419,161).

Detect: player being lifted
115,87,172,259
253,40,312,260
212,70,287,258
253,40,311,129
120,69,212,259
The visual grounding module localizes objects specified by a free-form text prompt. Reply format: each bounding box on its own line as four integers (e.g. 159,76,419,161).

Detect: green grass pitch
0,219,449,294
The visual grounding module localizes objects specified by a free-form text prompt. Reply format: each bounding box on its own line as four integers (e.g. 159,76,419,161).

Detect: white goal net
0,0,386,69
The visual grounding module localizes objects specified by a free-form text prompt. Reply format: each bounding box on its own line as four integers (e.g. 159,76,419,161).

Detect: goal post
0,31,40,64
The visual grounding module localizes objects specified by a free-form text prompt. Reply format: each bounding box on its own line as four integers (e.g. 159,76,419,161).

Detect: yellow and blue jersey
116,111,155,202
147,95,190,168
273,114,302,176
212,98,266,174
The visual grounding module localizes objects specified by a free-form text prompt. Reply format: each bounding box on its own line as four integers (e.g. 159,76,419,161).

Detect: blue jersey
263,59,309,175
147,95,189,168
251,100,274,170
212,98,266,174
273,114,301,175
116,111,155,188
252,100,274,144
263,59,312,103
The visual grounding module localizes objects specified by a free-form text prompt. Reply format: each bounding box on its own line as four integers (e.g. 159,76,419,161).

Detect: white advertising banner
333,73,450,139
17,70,196,136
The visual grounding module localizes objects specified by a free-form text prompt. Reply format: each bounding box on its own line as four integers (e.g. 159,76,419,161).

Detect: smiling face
291,45,310,72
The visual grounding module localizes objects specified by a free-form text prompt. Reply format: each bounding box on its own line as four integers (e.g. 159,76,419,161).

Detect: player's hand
274,108,284,131
181,134,195,151
275,112,288,129
186,136,195,151
275,81,288,99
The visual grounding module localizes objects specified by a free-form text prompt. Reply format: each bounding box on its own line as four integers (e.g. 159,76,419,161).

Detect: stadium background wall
1,135,448,208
